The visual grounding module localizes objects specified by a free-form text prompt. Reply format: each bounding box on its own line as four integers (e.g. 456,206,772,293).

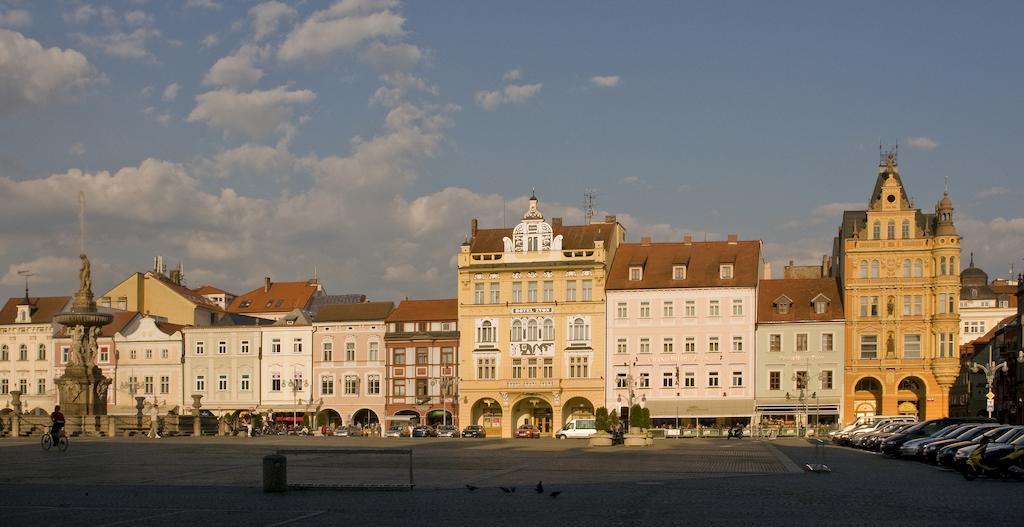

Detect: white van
555,418,597,439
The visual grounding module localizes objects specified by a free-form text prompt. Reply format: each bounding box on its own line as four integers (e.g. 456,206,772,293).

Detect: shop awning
642,399,754,418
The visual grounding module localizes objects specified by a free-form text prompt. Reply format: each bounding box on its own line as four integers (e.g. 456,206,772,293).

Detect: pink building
312,302,394,428
605,236,761,427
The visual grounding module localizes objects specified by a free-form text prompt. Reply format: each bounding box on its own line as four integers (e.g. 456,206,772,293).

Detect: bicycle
41,429,69,452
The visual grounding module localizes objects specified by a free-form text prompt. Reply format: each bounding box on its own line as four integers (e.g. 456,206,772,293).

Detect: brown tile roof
964,313,1017,348
606,240,761,290
192,285,233,296
469,223,616,253
228,280,320,314
56,311,141,338
154,321,186,335
0,296,71,324
149,274,223,312
990,284,1019,308
757,278,845,323
385,299,458,322
313,302,395,323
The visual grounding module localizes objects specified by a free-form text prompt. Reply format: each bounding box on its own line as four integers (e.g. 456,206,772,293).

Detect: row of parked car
831,415,1024,480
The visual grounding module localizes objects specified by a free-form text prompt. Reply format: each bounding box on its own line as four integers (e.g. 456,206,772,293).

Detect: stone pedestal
192,394,203,437
56,365,112,416
9,390,22,437
588,431,613,447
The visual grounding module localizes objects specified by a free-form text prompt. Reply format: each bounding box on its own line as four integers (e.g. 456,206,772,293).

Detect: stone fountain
54,253,112,415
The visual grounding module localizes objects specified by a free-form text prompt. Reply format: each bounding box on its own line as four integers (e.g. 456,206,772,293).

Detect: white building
959,260,1016,345
605,236,761,426
182,314,265,417
754,278,845,426
113,316,185,414
260,309,316,424
0,296,69,414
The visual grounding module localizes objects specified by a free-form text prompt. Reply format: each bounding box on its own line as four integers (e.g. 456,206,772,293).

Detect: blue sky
1,0,1022,301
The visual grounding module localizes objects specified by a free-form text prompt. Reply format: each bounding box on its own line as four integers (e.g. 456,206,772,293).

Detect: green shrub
595,407,610,431
640,407,651,429
609,409,619,429
629,404,643,428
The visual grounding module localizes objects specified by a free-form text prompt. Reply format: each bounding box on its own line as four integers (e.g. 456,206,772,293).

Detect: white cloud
359,42,425,71
369,73,437,107
187,86,316,142
186,0,221,9
908,136,938,150
124,10,153,27
1,256,79,286
69,143,86,156
957,214,1024,280
250,1,296,41
278,0,405,62
63,5,118,26
202,45,264,88
156,113,172,127
162,82,180,102
76,27,161,60
781,201,864,229
590,75,621,88
200,34,218,50
0,9,31,28
475,83,542,110
502,69,521,82
0,29,105,113
975,186,1010,200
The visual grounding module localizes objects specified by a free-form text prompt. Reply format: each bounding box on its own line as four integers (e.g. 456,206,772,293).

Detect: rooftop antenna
583,188,598,224
17,272,34,300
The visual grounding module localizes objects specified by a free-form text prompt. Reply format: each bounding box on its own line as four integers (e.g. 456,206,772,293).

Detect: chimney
727,234,738,244
762,261,772,280
552,217,562,228
264,276,271,293
683,234,693,244
471,219,478,237
604,215,616,224
169,269,182,285
640,236,652,246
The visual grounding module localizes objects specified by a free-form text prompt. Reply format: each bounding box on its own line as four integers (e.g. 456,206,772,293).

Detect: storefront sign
512,307,553,314
511,342,554,356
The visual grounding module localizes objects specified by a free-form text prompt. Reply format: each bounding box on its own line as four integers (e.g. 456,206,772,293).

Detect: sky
1,0,1022,303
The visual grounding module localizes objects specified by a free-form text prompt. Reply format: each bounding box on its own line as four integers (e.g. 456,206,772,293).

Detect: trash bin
263,454,287,493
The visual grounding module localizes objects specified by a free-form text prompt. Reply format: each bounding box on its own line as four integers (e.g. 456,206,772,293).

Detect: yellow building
834,150,960,422
456,194,624,438
101,270,222,327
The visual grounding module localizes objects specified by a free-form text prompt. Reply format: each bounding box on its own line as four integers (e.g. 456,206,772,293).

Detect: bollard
263,454,287,493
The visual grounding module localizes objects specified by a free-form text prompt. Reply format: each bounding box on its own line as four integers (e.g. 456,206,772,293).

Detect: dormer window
720,264,734,279
673,265,687,280
811,294,831,315
774,295,792,314
16,305,30,323
629,266,643,281
239,300,252,308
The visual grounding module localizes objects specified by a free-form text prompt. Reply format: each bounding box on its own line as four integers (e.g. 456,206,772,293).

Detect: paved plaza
0,436,1020,526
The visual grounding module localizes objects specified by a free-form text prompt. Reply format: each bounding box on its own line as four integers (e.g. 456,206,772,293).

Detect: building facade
456,195,624,437
0,296,69,414
101,268,222,327
833,151,961,422
182,315,264,416
755,278,845,426
605,237,760,427
259,310,316,423
112,316,185,414
312,302,392,428
226,277,324,321
384,299,459,427
958,260,1016,345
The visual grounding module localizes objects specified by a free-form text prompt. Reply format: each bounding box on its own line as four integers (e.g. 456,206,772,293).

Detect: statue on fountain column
79,254,91,294
67,326,84,366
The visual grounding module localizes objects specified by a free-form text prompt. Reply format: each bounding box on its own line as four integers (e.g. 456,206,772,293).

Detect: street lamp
430,376,459,427
287,377,309,427
969,349,1010,419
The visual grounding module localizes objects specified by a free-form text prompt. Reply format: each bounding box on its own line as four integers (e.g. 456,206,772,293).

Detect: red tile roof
0,296,71,324
192,285,233,297
228,280,320,314
385,299,458,322
155,321,186,335
606,240,761,290
469,223,616,253
313,302,394,323
757,278,844,323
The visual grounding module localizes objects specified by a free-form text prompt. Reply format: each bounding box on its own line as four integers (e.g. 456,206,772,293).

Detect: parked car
881,417,997,457
954,428,1024,471
859,423,914,451
385,425,408,438
945,426,1024,468
461,425,486,438
556,418,598,439
435,425,458,437
900,424,980,459
412,425,436,437
920,424,1002,463
515,424,541,439
333,425,363,437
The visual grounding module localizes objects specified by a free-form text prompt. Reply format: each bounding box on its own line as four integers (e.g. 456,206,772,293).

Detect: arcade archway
512,395,553,434
853,377,883,418
471,398,502,436
897,376,927,419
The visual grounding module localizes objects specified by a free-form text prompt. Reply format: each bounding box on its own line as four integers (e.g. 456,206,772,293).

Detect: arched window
527,319,538,341
511,320,522,342
914,259,923,278
949,257,956,275
872,221,881,240
0,344,7,361
38,343,46,361
870,260,880,278
570,318,589,341
18,344,27,361
940,256,947,276
887,220,895,239
902,259,911,278
477,321,495,343
859,260,868,279
542,319,554,341
902,220,911,239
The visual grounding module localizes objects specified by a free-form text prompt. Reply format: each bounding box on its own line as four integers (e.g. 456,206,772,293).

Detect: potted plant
624,404,647,447
589,407,613,447
641,407,654,445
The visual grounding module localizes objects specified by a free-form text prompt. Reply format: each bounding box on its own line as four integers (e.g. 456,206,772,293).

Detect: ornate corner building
834,150,961,421
456,194,624,438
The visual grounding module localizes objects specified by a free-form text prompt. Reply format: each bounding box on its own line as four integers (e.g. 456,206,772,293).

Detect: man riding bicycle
50,405,66,442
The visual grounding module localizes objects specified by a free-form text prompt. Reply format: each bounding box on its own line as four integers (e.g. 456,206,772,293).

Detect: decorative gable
502,193,563,253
